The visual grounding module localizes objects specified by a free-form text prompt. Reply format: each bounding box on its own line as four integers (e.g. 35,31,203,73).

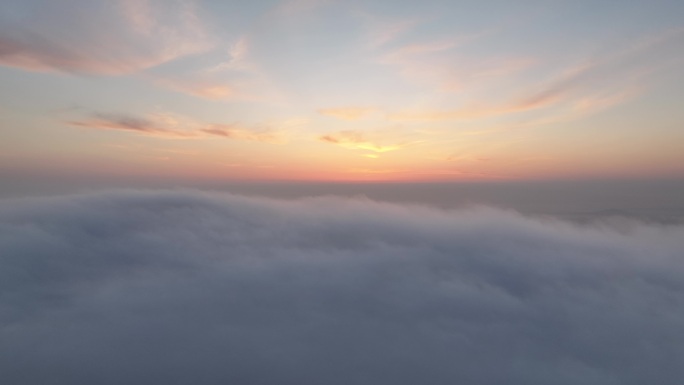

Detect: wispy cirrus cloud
386,86,634,124
386,91,564,122
0,0,213,75
199,124,283,143
317,107,378,121
67,111,287,143
517,27,684,107
375,28,492,85
274,0,332,16
206,37,252,73
319,129,420,153
68,113,187,137
373,20,684,128
392,39,461,57
388,28,684,124
155,35,281,102
360,14,420,49
438,57,536,93
153,78,237,100
569,87,641,114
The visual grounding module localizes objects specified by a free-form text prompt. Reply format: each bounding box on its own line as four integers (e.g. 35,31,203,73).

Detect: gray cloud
1,190,683,385
67,113,174,135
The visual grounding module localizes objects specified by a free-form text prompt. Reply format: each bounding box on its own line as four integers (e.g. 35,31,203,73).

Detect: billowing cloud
1,190,683,384
0,0,213,74
67,112,285,143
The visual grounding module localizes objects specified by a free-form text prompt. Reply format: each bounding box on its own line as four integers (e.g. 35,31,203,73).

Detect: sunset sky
1,0,683,183
3,3,684,383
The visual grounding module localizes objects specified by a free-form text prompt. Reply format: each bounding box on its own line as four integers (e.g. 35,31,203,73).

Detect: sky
2,3,684,383
1,0,684,185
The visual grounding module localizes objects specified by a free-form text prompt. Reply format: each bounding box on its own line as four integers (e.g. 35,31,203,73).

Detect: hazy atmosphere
1,1,683,384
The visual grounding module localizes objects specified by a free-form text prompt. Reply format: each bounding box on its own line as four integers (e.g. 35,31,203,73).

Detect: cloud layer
1,190,683,385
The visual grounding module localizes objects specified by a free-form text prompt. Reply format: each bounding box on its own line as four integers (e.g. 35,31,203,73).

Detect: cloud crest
1,190,683,384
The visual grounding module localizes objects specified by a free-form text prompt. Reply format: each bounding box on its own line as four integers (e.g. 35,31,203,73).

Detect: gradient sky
1,0,683,183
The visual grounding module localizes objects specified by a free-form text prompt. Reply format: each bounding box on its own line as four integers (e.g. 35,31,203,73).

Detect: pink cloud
0,0,213,75
319,129,421,153
67,111,286,143
317,107,378,121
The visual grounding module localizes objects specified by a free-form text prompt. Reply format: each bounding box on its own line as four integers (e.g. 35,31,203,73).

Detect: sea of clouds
1,190,683,385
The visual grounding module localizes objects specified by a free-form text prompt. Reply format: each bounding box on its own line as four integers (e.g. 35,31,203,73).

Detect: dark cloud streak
67,112,284,142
